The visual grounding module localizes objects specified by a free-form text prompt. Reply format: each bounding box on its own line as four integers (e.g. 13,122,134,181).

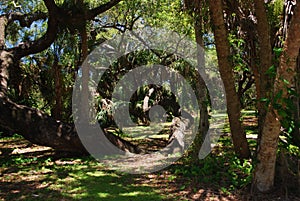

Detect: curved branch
9,0,121,58
12,0,59,59
12,16,58,59
7,12,47,28
43,0,59,13
87,0,122,20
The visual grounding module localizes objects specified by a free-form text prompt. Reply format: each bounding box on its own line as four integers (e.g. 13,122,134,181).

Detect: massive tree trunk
209,0,250,159
0,0,142,154
0,50,141,154
253,2,300,192
0,51,85,153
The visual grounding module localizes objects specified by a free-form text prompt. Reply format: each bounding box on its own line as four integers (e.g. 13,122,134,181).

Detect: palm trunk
291,53,300,146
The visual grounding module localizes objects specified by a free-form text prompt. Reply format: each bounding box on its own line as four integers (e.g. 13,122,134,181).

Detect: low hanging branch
0,0,142,154
0,78,141,154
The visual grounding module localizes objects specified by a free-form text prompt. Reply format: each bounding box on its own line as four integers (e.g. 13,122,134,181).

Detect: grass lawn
1,114,300,201
0,136,168,201
0,135,243,201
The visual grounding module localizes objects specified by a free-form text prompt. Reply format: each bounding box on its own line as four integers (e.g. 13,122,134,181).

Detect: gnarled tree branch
6,12,47,27
87,0,122,20
10,0,60,59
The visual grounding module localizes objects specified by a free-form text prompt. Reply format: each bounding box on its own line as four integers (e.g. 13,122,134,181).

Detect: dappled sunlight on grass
0,137,164,201
0,118,248,201
50,167,163,201
0,134,245,201
2,114,297,200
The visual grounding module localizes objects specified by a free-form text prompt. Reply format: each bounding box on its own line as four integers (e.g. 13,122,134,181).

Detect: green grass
0,134,251,201
2,112,300,200
48,164,163,201
0,113,263,201
0,138,164,201
1,156,164,201
120,122,172,139
1,118,255,201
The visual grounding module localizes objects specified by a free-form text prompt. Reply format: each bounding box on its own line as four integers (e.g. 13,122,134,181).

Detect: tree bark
52,58,63,120
253,2,300,192
168,117,192,154
209,0,250,159
0,49,141,154
253,0,274,144
143,88,155,113
0,0,141,155
0,16,7,49
79,26,90,121
190,3,210,160
291,53,300,146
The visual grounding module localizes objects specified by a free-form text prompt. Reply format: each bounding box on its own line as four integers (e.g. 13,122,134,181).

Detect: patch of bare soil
135,171,241,201
135,169,300,201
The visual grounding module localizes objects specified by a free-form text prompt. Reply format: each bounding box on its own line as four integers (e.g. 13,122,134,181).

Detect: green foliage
229,31,246,71
228,32,256,109
273,47,283,58
171,135,253,189
266,0,284,31
4,0,47,46
269,76,300,147
2,0,300,199
13,155,38,164
266,65,277,78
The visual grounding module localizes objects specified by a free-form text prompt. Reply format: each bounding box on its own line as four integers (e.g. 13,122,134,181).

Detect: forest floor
1,115,300,201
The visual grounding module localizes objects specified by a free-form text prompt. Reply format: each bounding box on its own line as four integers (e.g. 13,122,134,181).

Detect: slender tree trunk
291,53,300,146
252,109,281,192
190,6,210,160
209,0,250,159
79,25,90,121
0,16,7,49
253,0,274,141
143,88,155,113
141,87,155,125
52,58,63,120
253,2,300,192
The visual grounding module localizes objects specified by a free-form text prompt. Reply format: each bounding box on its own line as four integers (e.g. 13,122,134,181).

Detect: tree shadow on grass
0,137,164,201
1,158,164,201
0,179,73,201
